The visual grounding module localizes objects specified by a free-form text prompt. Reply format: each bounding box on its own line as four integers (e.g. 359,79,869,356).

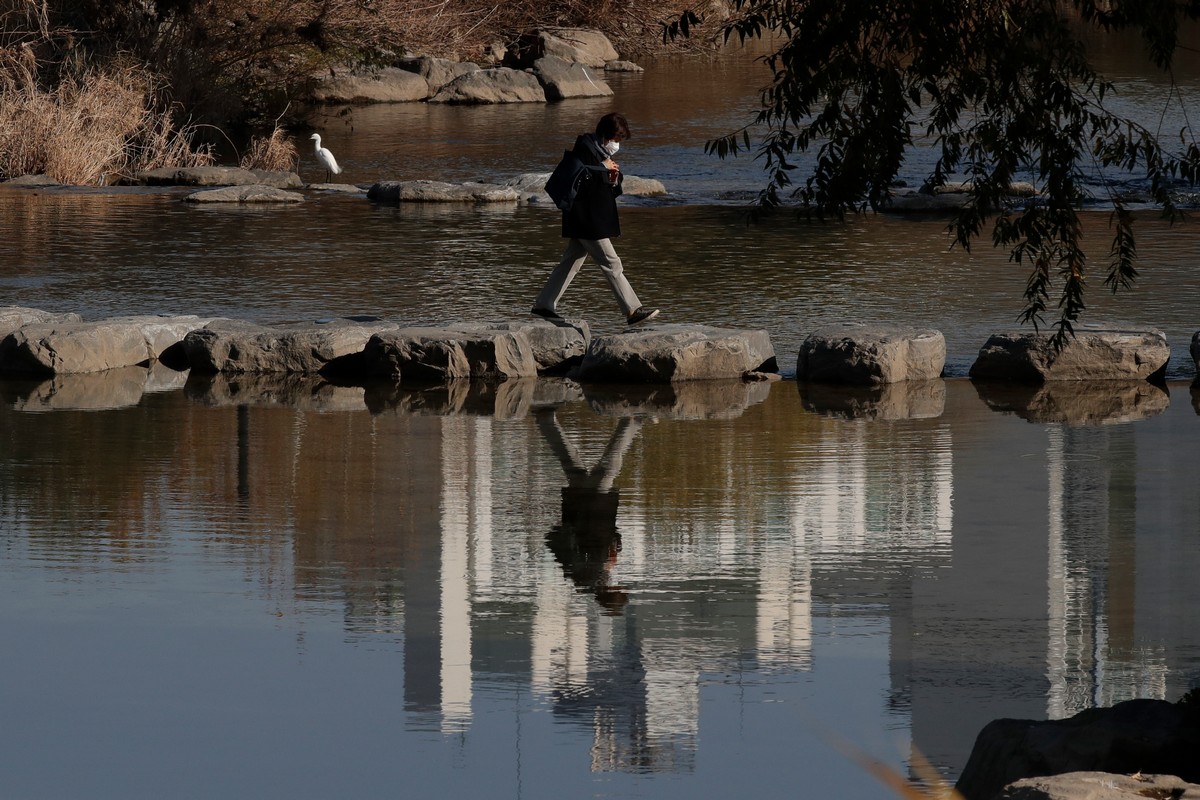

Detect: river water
2,34,1200,800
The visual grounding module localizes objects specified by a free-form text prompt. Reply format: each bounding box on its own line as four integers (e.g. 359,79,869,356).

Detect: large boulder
183,318,398,376
576,323,777,382
0,306,82,338
361,326,539,381
310,67,432,103
184,185,303,203
509,29,620,68
367,180,520,203
998,772,1200,800
428,67,547,104
532,56,613,100
0,315,211,374
970,325,1170,383
955,699,1200,800
798,323,946,384
395,56,479,92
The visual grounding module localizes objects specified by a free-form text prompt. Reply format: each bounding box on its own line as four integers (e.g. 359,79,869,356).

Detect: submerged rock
184,185,304,203
367,180,520,203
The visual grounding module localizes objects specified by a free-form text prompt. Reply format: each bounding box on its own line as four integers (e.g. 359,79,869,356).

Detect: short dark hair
595,112,631,142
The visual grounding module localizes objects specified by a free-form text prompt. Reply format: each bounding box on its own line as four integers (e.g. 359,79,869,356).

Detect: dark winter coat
561,133,623,240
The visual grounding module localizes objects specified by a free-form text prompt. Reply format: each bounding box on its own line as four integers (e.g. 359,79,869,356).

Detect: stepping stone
450,319,590,374
576,323,777,382
0,314,212,375
183,318,398,375
797,323,945,384
1,306,82,338
362,325,538,381
970,324,1169,383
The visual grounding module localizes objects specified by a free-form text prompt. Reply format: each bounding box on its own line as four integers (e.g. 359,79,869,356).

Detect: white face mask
602,140,620,157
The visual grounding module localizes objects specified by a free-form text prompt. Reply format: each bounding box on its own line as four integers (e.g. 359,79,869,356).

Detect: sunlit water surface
2,33,1200,800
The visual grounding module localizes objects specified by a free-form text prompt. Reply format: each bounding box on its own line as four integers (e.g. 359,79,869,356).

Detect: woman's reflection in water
538,411,644,614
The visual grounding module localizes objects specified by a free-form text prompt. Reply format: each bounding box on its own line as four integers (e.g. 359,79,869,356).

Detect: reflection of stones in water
363,377,536,418
973,380,1170,426
584,379,772,420
185,371,366,412
4,365,153,411
799,379,946,420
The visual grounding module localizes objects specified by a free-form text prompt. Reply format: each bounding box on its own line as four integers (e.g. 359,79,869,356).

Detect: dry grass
240,124,298,172
0,51,213,184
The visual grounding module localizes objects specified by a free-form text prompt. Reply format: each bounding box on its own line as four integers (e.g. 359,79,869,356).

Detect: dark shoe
627,307,660,326
531,307,561,320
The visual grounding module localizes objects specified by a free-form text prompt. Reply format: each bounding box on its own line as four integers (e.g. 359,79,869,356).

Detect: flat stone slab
367,180,520,203
0,314,213,374
799,379,946,420
798,323,946,384
970,325,1169,383
576,323,777,382
184,185,304,203
1,306,82,338
362,325,539,381
137,166,263,186
999,772,1200,800
974,380,1170,425
183,318,397,375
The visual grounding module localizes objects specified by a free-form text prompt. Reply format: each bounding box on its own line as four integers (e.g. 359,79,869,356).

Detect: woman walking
532,112,660,326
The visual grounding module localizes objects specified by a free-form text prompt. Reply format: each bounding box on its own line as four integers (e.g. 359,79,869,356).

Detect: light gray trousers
535,238,641,317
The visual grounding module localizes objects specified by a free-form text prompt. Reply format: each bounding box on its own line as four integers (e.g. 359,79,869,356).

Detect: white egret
309,133,342,182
